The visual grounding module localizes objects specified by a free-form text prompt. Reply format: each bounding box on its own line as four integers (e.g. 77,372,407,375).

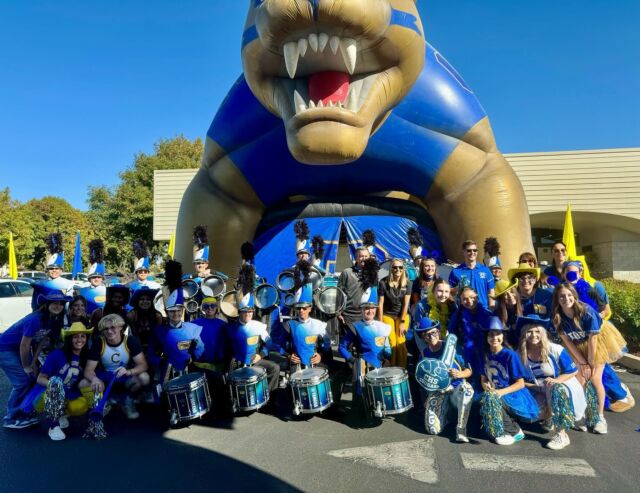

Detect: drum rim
229,365,267,383
220,290,239,317
315,286,346,315
164,372,207,391
276,270,296,291
364,367,408,384
255,283,278,309
290,367,329,385
202,274,226,297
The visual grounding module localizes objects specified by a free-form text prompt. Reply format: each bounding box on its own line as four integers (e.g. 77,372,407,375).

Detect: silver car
0,279,34,332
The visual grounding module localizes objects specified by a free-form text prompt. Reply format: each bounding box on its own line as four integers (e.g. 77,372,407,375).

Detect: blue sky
1,0,638,210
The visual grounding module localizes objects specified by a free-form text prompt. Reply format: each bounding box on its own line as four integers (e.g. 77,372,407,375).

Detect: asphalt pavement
1,367,638,493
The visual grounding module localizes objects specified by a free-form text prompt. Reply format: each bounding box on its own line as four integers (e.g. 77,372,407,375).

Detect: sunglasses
553,249,566,253
466,249,478,253
391,266,404,271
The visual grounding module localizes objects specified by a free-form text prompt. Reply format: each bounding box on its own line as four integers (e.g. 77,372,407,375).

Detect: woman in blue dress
479,317,540,445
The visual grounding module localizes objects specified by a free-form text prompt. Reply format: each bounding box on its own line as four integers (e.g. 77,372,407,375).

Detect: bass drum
314,286,346,316
201,275,226,298
220,290,239,319
255,283,278,310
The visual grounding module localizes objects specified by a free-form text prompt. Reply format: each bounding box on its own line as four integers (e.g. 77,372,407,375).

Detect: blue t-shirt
591,281,610,310
448,264,495,308
484,347,525,390
191,317,227,365
40,349,83,398
0,311,63,352
339,320,392,368
557,304,601,343
422,344,469,387
520,287,553,318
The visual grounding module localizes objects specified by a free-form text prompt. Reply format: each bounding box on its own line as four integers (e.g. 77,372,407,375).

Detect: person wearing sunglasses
416,317,473,442
543,241,568,282
507,263,553,327
448,240,495,309
378,259,411,368
128,239,161,292
82,314,150,420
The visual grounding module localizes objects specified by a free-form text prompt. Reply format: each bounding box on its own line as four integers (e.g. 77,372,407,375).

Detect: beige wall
153,169,198,241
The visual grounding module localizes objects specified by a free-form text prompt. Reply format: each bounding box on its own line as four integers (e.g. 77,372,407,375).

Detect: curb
619,353,640,372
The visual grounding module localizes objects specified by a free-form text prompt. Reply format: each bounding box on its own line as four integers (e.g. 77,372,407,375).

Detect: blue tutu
502,388,540,422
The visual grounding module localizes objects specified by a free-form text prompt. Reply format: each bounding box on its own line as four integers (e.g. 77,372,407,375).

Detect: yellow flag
562,203,577,259
168,233,175,259
9,232,18,280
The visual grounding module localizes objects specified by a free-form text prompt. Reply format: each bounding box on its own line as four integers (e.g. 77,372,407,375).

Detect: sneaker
494,434,516,445
540,419,554,432
58,415,70,429
573,418,587,432
609,385,635,413
456,429,470,443
48,426,66,441
546,431,570,450
3,416,40,429
592,416,608,434
123,398,140,420
512,429,525,443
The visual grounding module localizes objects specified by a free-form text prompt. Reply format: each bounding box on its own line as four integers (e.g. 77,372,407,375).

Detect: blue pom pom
480,391,505,438
550,383,575,431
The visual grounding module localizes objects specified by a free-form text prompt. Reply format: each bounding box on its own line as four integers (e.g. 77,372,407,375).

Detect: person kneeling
416,317,473,443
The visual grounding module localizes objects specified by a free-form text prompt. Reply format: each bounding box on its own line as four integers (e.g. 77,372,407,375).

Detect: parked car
0,279,34,332
61,272,89,282
18,271,47,280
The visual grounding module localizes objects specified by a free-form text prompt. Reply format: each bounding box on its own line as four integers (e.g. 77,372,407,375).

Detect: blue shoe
512,429,525,442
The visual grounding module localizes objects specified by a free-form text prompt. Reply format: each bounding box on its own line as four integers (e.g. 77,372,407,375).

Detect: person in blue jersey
491,279,523,347
79,239,107,315
416,317,473,443
30,233,75,310
560,260,634,413
339,258,392,373
480,316,540,446
0,291,70,429
448,240,495,309
507,263,553,323
34,322,95,441
551,283,627,434
517,315,586,450
126,286,162,354
448,286,492,390
127,239,161,292
225,261,280,393
82,313,150,420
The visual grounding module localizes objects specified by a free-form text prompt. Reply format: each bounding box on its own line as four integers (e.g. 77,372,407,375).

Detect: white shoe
58,415,70,429
456,430,470,443
48,426,66,441
592,416,608,434
546,431,570,450
123,398,140,420
494,434,516,445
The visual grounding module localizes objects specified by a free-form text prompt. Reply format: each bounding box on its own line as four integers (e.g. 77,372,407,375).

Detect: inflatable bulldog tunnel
175,0,532,279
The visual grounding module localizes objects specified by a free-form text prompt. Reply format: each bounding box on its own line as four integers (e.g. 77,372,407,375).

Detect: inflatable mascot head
242,0,425,164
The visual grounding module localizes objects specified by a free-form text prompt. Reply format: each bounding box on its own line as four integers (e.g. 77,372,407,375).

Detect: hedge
602,278,640,352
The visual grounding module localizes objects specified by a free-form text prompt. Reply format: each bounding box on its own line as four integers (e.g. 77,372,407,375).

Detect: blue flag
72,231,83,280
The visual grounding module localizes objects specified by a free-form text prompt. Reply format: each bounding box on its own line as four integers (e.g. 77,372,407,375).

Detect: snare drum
228,366,270,413
220,290,239,318
314,286,346,316
255,283,279,310
364,367,413,417
290,368,333,415
164,373,211,423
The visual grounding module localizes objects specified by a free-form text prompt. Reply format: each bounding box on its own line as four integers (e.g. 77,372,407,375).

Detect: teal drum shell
228,366,270,412
290,368,333,414
364,367,413,416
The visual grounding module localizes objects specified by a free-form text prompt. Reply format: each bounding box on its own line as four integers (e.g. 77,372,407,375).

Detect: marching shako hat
88,239,106,278
294,219,311,255
45,233,65,269
293,282,313,308
193,225,210,264
359,286,379,308
132,239,150,272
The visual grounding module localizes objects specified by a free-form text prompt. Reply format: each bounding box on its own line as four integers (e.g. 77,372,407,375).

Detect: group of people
0,226,634,452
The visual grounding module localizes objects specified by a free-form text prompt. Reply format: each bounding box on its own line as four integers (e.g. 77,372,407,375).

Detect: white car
0,279,34,332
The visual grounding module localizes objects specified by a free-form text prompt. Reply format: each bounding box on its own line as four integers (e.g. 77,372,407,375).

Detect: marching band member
560,260,634,412
225,261,280,392
31,233,75,310
191,225,212,280
378,258,410,368
407,227,426,281
551,282,628,434
339,258,392,373
34,322,95,441
517,315,586,450
417,317,473,443
82,314,150,420
479,317,540,445
0,292,70,429
491,278,523,347
483,237,503,282
79,239,107,314
128,239,161,291
507,263,553,320
294,219,311,263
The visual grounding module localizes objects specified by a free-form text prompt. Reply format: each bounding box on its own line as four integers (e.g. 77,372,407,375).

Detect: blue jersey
191,317,227,365
422,344,469,388
520,287,553,318
0,311,63,352
226,319,273,366
557,304,601,343
161,322,204,371
281,318,330,367
40,349,83,398
484,348,525,390
448,264,495,308
339,320,392,368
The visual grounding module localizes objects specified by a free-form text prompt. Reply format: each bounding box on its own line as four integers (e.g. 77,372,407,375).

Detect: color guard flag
71,231,83,280
168,233,176,259
9,232,18,280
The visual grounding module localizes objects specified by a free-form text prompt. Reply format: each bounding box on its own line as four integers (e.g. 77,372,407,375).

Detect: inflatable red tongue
308,71,350,105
